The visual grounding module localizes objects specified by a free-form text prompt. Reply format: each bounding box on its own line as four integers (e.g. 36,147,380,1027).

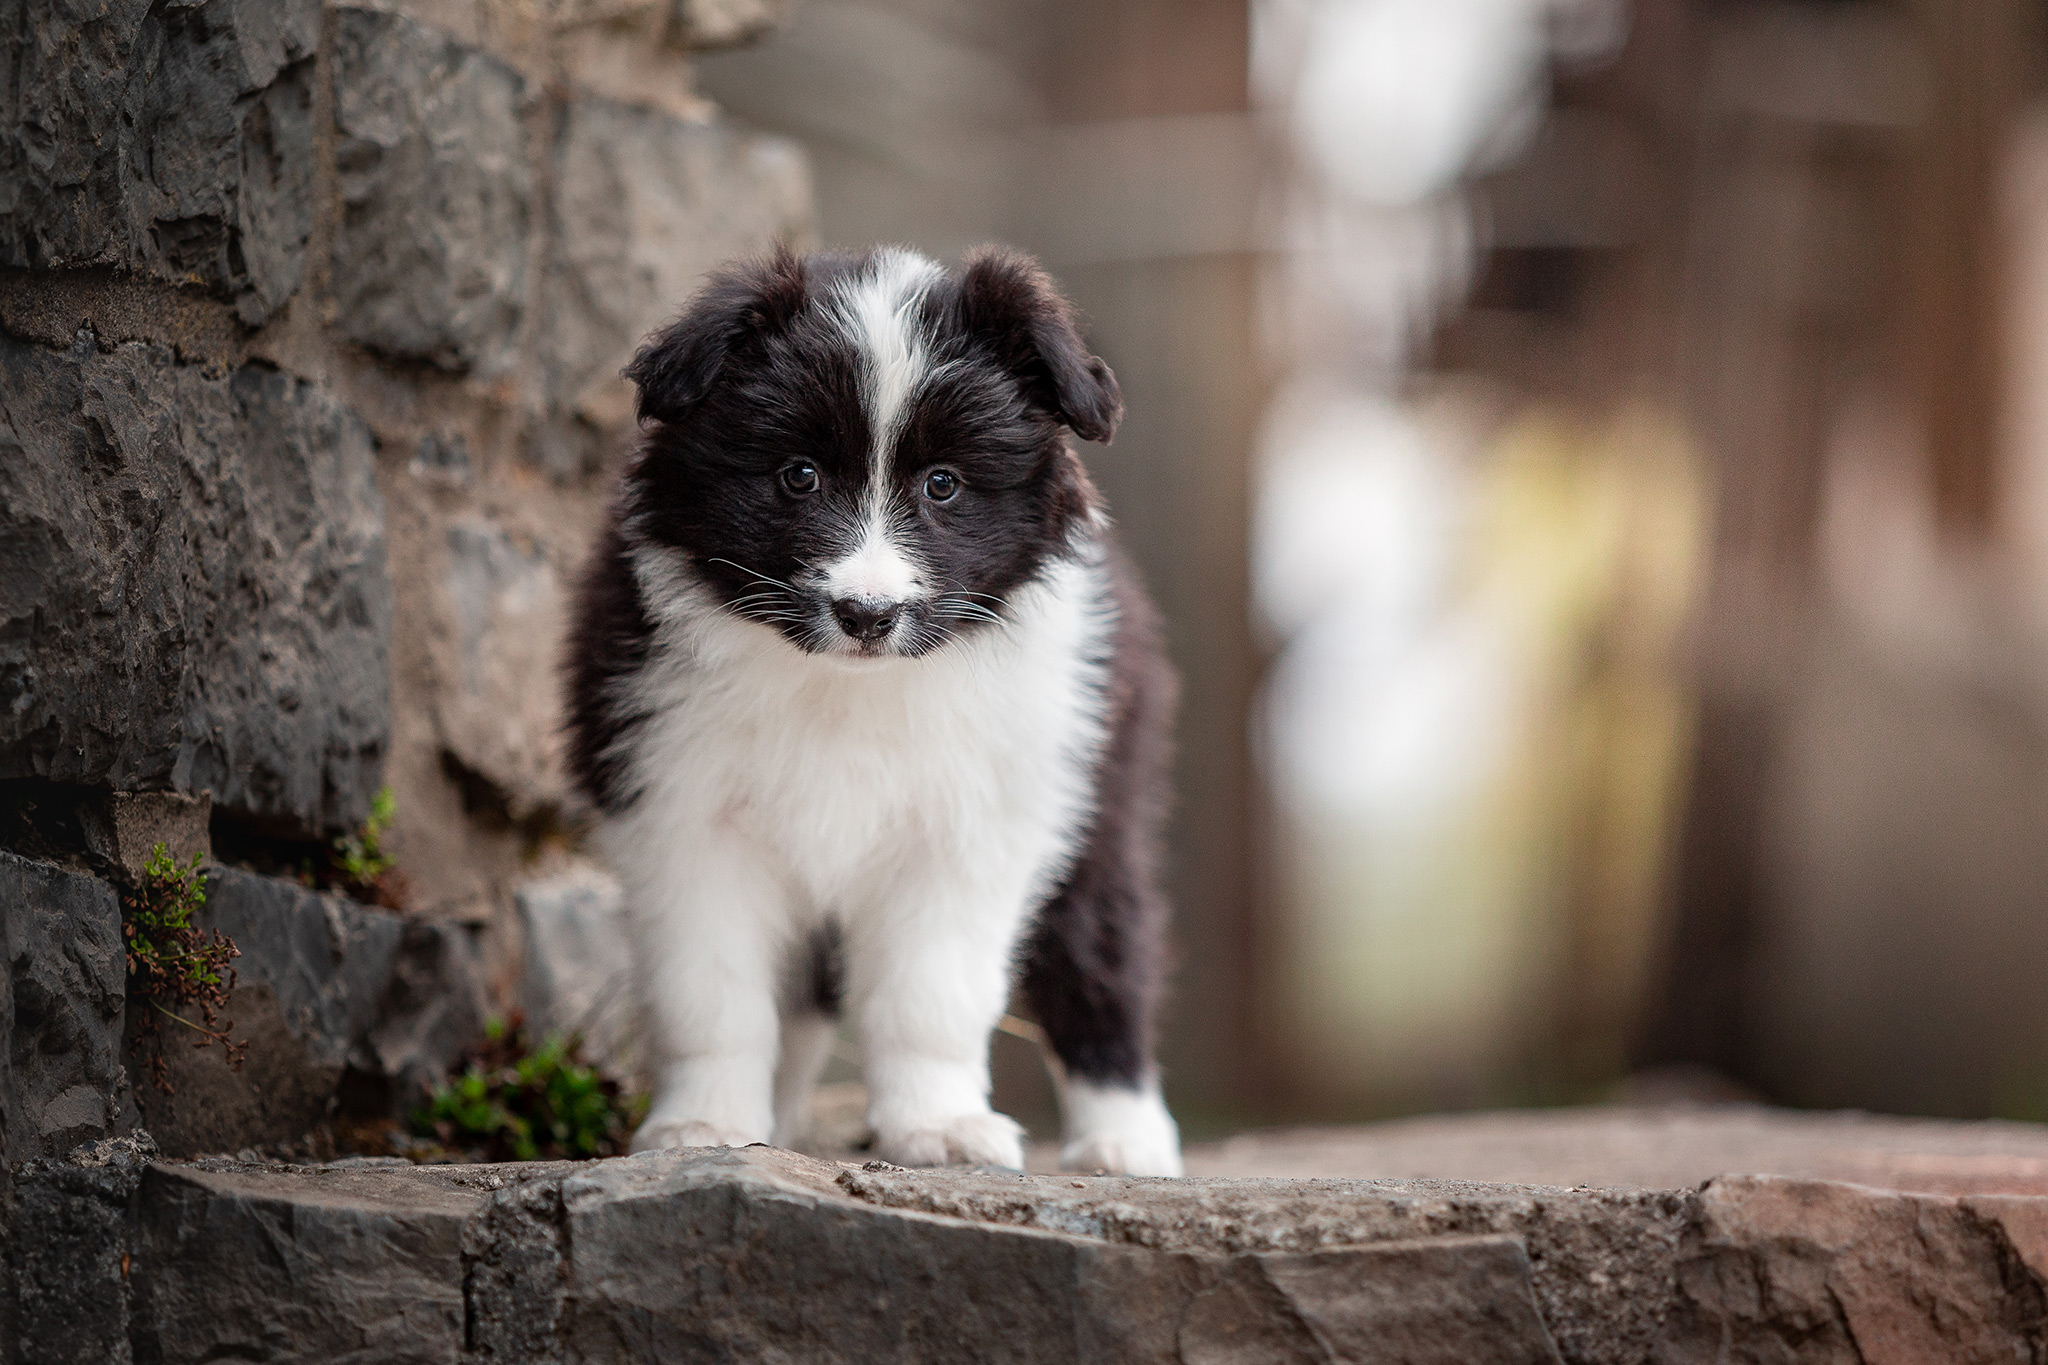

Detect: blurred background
694,0,2048,1136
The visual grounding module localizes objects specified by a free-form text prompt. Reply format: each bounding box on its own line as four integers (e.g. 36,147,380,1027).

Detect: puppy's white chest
624,562,1112,911
723,675,1030,887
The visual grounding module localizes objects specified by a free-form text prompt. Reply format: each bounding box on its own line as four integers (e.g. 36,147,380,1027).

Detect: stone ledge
14,1110,2048,1362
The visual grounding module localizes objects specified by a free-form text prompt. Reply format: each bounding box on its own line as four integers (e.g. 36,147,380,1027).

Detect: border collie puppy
564,245,1181,1176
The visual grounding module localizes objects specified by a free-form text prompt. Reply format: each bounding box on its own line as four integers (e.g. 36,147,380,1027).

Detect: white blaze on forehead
832,248,944,484
818,248,943,607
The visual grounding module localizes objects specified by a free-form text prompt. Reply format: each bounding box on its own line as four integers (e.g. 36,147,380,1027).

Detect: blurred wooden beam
1900,0,2042,537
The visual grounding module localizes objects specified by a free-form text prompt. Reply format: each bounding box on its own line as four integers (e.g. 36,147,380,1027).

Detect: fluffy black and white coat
563,245,1180,1175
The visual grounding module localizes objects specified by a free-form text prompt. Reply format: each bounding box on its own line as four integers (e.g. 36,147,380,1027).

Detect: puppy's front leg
627,830,785,1153
851,881,1027,1170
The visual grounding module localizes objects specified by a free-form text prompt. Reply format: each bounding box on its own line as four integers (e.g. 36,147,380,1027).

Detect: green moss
414,1017,646,1162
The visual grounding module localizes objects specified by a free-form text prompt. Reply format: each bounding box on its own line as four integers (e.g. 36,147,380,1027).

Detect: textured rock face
0,842,484,1165
20,1138,2048,1363
0,0,319,325
136,867,484,1155
365,915,492,1116
671,0,790,49
440,516,571,815
135,868,404,1156
0,1132,159,1365
516,861,638,1074
546,96,812,424
138,1161,475,1365
0,853,126,1168
1681,1175,2048,1361
0,333,391,837
330,7,533,370
559,1154,1581,1363
77,791,211,885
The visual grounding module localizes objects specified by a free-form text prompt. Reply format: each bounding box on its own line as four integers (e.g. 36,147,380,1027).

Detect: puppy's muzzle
832,595,901,642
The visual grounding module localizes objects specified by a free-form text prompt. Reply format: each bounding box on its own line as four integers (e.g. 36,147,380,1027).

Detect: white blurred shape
1267,604,1516,824
1253,385,1464,641
1292,0,1550,206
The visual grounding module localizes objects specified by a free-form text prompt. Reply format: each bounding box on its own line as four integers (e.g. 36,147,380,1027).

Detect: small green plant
124,843,245,1093
413,1016,645,1161
330,785,408,908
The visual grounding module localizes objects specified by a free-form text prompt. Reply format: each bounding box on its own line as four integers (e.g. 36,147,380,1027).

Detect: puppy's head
619,245,1121,659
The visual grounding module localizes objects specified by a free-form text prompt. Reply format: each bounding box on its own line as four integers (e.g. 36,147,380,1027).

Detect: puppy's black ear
624,247,808,425
959,247,1122,444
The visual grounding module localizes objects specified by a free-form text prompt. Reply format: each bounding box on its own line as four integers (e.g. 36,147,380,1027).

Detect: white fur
611,543,1116,1170
819,518,922,605
1059,1076,1184,1177
811,250,945,636
833,247,942,480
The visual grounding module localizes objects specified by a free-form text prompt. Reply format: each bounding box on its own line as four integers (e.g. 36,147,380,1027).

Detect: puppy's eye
923,469,960,503
779,462,819,496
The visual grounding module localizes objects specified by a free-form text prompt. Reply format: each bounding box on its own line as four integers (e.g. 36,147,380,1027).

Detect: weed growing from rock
414,1015,645,1161
328,785,409,909
124,843,246,1093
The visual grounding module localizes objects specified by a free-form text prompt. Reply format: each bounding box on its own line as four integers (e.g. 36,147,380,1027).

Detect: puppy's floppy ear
624,246,808,425
959,246,1122,444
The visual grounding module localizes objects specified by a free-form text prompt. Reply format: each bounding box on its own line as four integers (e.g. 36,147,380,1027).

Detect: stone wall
0,0,812,1160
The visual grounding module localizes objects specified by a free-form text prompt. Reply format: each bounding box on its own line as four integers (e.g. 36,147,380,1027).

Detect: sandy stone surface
1180,1102,2048,1195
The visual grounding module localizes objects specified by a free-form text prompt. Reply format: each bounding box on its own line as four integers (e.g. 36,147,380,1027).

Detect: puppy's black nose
833,596,900,642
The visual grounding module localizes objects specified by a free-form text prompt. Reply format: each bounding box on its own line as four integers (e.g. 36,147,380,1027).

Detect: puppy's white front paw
874,1111,1025,1169
1060,1079,1183,1176
630,1118,762,1154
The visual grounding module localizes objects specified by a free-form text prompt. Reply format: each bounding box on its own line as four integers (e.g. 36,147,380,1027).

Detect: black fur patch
1020,543,1176,1087
786,922,846,1019
562,522,655,813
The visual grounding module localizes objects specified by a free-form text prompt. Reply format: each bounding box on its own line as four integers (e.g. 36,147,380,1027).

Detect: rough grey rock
462,1170,569,1363
134,867,404,1156
0,852,126,1168
440,516,570,817
330,8,533,371
670,0,789,49
0,0,319,325
516,862,637,1077
21,1136,2048,1363
136,868,483,1154
365,915,491,1116
77,791,211,884
0,1131,159,1365
544,96,812,426
0,332,391,838
562,1151,1576,1363
134,1160,476,1365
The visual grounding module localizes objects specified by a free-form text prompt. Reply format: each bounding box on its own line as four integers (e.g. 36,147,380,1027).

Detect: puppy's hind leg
1021,779,1181,1174
1023,545,1182,1177
771,1013,839,1149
